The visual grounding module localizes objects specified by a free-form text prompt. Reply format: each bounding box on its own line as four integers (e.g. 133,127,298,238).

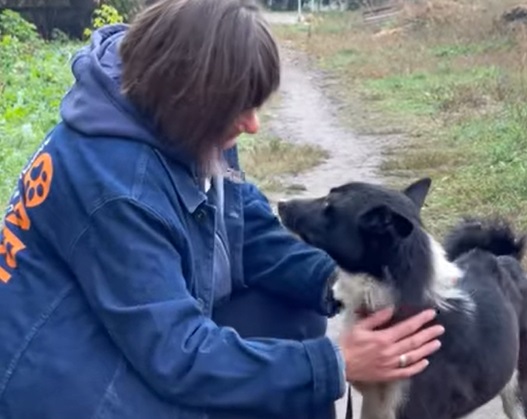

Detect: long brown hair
120,0,280,172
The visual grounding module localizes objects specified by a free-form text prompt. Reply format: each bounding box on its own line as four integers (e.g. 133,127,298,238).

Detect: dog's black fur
444,216,527,417
278,178,527,419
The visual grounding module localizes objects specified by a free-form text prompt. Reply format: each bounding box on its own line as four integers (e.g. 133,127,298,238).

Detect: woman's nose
240,110,260,135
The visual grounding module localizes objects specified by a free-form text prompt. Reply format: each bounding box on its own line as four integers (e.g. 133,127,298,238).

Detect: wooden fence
361,0,403,24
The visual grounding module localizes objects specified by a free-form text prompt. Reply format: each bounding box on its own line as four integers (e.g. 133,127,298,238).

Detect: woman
0,1,444,418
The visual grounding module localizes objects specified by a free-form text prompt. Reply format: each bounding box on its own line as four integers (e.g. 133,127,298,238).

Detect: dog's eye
323,200,334,215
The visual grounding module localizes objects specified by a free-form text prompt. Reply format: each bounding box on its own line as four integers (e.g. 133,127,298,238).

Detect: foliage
105,0,144,21
0,9,38,42
83,4,124,39
50,28,71,44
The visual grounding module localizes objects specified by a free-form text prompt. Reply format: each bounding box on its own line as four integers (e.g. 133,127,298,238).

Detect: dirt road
264,12,507,419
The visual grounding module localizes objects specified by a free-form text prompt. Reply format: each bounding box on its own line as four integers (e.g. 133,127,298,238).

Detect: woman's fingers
340,307,445,383
382,309,438,343
384,325,445,359
385,359,431,381
384,339,442,369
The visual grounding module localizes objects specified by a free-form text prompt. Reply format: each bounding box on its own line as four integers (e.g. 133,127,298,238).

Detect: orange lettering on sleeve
0,266,10,283
0,226,26,269
0,151,53,284
5,199,31,230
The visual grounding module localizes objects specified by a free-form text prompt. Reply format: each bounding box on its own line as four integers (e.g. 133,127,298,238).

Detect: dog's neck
333,227,470,324
380,228,464,313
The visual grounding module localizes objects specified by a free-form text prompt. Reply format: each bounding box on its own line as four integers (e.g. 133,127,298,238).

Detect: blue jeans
211,288,336,419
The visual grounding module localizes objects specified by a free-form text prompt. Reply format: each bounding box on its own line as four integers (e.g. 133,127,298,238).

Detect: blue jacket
0,25,342,419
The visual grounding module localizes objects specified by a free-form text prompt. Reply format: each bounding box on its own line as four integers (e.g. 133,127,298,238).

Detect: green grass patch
324,48,363,70
430,38,512,58
361,66,500,117
0,36,78,208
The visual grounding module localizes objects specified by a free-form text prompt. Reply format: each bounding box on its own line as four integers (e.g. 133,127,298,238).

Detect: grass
0,30,325,209
0,35,79,208
238,132,328,192
272,0,527,236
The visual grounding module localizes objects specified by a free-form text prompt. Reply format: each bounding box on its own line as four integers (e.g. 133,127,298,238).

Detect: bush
106,0,144,21
0,9,38,42
83,4,124,39
50,28,71,44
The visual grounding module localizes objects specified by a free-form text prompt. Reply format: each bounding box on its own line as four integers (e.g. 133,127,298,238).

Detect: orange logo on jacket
0,152,53,283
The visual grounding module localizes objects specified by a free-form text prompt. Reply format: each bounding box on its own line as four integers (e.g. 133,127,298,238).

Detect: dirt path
264,13,506,419
267,48,383,198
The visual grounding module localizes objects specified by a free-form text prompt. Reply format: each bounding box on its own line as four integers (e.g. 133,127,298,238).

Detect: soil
263,11,507,419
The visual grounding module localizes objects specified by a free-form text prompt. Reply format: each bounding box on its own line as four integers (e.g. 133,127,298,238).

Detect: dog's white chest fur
332,272,407,419
332,271,394,325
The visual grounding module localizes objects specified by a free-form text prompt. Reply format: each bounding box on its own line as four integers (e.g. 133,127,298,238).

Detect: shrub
83,4,124,39
106,0,144,21
50,28,71,43
0,9,38,42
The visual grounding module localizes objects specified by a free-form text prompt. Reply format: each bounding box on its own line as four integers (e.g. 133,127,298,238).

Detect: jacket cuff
303,337,346,407
330,340,346,396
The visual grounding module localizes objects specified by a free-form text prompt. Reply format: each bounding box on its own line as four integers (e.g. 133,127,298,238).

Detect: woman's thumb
358,306,395,330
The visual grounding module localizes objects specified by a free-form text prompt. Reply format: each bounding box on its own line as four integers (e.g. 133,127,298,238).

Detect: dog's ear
359,205,413,238
403,177,432,210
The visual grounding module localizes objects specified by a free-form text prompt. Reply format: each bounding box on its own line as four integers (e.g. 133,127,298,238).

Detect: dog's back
444,217,527,417
444,217,527,318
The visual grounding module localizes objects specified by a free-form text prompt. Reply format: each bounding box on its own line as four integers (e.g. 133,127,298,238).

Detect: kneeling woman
0,1,444,418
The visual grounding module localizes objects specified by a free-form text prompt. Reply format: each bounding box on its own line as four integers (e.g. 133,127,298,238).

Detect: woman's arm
68,197,343,416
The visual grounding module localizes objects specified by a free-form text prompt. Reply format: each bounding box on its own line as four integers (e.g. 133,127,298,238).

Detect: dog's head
278,178,432,277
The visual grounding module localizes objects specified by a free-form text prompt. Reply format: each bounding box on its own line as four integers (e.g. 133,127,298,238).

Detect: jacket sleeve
68,197,343,416
242,182,341,316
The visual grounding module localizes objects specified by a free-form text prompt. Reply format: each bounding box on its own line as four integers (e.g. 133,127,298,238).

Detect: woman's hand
339,307,444,383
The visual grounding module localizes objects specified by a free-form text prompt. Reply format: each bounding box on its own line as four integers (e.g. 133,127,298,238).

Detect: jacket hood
60,25,158,144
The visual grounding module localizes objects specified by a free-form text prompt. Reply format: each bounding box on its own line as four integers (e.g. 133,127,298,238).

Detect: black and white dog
278,178,527,419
